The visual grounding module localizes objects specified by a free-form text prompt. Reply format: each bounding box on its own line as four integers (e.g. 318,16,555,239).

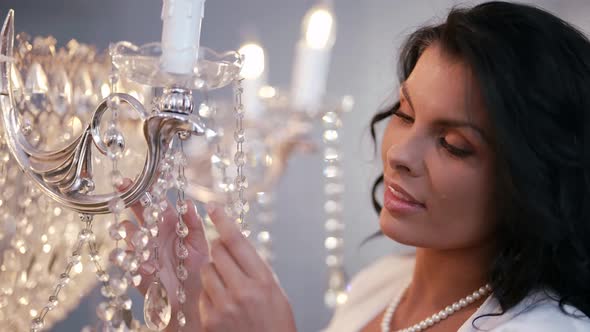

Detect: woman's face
380,44,496,250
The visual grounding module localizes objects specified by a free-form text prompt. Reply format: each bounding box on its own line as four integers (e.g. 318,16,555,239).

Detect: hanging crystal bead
144,281,171,331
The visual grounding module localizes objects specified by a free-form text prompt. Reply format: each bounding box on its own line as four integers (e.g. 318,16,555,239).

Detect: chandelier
0,0,351,330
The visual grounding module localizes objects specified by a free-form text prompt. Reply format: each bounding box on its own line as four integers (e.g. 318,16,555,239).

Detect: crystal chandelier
0,0,351,330
0,0,248,329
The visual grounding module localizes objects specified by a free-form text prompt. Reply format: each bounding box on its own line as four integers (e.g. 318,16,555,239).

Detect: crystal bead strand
30,215,95,331
232,78,250,236
321,110,348,308
141,98,179,331
255,191,274,262
86,214,142,331
99,70,138,329
202,89,232,215
174,137,189,329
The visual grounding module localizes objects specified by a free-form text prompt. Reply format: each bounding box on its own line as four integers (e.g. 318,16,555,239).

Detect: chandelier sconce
0,0,351,330
0,0,249,329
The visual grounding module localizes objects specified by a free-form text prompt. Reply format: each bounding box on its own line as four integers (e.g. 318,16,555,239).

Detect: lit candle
160,0,206,75
291,3,336,112
238,42,267,119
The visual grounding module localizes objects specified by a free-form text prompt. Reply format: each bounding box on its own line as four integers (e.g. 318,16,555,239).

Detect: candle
238,42,267,119
160,0,206,75
291,3,336,112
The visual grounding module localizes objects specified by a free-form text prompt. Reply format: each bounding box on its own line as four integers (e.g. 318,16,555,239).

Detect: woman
125,1,590,331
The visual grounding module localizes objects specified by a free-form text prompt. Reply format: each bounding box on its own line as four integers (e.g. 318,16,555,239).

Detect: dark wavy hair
369,1,590,320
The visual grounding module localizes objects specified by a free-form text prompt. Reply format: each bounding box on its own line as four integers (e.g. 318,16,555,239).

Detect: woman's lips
383,184,426,215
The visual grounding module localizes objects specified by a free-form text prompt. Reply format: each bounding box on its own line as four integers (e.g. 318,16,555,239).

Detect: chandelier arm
1,10,206,215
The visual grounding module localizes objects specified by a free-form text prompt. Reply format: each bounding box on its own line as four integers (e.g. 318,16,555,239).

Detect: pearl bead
381,283,490,332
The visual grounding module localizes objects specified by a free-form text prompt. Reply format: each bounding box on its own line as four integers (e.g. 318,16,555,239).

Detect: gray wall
1,0,588,331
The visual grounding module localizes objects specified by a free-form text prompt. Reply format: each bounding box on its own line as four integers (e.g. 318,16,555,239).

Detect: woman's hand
198,204,297,332
118,179,210,331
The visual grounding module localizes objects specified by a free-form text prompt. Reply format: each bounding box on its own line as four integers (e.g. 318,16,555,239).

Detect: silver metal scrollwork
0,10,205,214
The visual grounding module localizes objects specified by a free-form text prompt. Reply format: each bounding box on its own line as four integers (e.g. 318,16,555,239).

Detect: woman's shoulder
321,253,415,332
470,290,590,332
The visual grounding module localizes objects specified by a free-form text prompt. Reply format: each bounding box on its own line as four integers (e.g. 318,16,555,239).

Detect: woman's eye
394,111,414,124
439,137,473,157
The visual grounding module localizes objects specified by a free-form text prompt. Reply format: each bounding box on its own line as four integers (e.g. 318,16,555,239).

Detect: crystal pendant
97,302,116,322
25,62,49,116
176,265,188,281
175,243,189,259
176,286,186,304
48,65,72,116
176,221,189,238
103,125,126,161
31,317,44,330
144,280,171,331
177,311,186,327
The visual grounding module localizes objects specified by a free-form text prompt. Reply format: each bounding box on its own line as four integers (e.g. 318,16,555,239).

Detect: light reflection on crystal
175,243,189,260
324,219,343,232
324,147,339,161
144,281,171,331
323,129,339,142
324,237,341,250
323,165,341,178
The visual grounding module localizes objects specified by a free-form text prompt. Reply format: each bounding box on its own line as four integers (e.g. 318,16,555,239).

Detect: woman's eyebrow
402,81,491,144
401,82,416,112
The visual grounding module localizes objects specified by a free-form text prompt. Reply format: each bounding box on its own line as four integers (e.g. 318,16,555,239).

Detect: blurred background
0,0,588,331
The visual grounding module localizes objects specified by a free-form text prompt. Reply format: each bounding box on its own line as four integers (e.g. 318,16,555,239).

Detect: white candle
291,4,336,112
160,0,206,75
238,42,267,119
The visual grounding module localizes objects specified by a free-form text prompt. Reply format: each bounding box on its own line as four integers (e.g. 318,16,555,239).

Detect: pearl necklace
380,283,492,332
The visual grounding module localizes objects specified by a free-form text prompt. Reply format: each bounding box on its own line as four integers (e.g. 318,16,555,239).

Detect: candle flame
305,8,334,49
239,43,265,80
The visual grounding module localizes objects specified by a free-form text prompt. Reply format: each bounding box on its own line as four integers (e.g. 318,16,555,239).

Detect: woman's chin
379,208,422,246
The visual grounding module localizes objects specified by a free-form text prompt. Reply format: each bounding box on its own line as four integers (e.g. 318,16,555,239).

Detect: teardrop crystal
25,62,49,115
144,281,171,331
48,65,72,116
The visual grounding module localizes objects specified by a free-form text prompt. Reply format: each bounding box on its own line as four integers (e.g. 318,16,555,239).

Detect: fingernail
139,262,156,275
116,178,133,191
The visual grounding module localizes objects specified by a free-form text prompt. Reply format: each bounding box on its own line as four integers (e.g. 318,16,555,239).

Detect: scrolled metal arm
0,10,205,214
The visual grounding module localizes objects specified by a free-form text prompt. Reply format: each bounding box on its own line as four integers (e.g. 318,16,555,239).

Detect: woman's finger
200,262,229,309
135,261,155,295
209,239,247,291
120,219,139,250
199,290,214,313
206,203,269,280
181,200,208,245
116,178,177,228
199,291,219,331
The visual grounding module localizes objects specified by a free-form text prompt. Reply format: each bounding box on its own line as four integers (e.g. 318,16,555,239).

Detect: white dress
322,254,590,332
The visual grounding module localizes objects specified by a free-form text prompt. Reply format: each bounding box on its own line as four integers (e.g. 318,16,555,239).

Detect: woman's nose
385,131,426,178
